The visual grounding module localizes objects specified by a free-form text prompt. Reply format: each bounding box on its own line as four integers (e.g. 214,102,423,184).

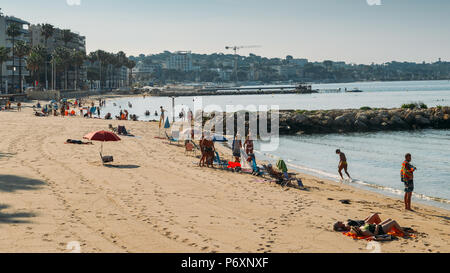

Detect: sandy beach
0,102,449,253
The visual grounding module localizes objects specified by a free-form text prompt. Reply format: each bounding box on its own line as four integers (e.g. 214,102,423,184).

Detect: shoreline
0,102,448,253
27,96,450,211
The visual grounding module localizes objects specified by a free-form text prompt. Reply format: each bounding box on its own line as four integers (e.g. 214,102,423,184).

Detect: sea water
255,130,450,211
102,80,450,210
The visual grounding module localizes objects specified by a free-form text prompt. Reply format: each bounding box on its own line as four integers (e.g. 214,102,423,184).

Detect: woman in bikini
203,136,216,168
244,133,254,163
336,149,351,181
334,213,408,237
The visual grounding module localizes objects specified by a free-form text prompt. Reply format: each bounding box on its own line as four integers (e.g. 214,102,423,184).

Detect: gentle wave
256,150,450,206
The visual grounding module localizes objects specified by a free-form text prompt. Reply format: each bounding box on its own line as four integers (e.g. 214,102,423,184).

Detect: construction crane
225,45,261,84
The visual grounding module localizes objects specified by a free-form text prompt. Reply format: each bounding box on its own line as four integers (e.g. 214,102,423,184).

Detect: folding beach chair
251,157,265,176
165,131,179,145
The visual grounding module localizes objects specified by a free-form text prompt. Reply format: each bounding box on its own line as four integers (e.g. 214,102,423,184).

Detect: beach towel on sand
343,228,415,241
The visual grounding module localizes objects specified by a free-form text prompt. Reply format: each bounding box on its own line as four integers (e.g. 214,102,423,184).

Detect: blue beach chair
165,131,179,145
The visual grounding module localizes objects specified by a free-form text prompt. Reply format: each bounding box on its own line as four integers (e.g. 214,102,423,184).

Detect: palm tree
0,46,11,93
61,30,74,89
124,59,136,88
87,52,99,90
115,51,127,88
27,46,46,88
61,29,74,47
71,50,86,90
105,52,116,89
13,40,31,93
41,23,55,89
6,23,21,91
94,50,108,90
52,47,70,90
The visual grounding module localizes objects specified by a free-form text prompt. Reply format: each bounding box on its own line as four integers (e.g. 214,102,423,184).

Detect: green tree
61,29,74,47
27,45,46,88
71,50,86,90
124,59,136,88
52,47,71,90
115,51,127,88
6,23,21,91
13,40,31,92
95,50,108,89
41,23,55,89
60,30,74,89
0,46,11,92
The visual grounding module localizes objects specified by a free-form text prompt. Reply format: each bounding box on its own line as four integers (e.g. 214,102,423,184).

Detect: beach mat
343,227,415,241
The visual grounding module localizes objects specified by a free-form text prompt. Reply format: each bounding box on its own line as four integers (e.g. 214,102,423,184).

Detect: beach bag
102,155,114,163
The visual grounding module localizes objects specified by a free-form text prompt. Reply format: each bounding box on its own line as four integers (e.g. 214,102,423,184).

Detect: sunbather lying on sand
264,164,305,188
333,213,409,237
265,164,284,180
66,139,93,145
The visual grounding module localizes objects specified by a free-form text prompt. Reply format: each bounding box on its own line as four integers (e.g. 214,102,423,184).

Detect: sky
1,0,450,64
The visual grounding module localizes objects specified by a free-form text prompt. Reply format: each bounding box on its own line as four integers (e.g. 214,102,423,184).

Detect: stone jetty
204,106,450,135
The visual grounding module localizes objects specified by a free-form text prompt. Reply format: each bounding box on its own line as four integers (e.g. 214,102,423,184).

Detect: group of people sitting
189,130,304,188
0,100,13,111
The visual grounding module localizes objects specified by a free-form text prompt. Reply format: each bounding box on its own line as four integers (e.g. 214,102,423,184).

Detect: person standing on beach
232,134,242,163
336,149,351,181
159,106,165,127
244,132,254,163
401,153,417,211
187,109,193,125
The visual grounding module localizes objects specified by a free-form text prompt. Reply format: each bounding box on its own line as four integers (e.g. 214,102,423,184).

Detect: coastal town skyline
1,0,450,64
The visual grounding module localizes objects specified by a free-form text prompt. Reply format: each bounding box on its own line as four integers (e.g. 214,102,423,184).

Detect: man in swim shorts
336,149,351,181
401,153,417,211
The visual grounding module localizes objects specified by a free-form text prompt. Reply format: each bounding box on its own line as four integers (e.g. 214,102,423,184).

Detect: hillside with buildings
1,8,450,95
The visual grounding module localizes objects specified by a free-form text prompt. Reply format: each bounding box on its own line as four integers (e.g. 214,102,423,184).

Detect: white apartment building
0,10,30,93
166,51,193,72
29,24,87,90
29,25,86,53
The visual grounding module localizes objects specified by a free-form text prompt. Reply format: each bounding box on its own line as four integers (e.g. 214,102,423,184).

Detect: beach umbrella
84,130,121,154
164,117,171,129
84,130,121,142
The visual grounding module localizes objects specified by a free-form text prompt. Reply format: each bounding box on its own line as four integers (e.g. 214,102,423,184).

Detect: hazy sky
1,0,449,64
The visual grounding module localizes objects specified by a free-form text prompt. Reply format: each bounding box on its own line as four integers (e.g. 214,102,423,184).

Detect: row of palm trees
1,22,136,93
87,50,136,90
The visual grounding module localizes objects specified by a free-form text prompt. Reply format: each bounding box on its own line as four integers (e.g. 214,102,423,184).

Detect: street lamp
13,67,16,93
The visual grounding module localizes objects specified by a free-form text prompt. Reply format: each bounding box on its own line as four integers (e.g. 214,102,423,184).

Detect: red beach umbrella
83,131,121,155
84,131,121,142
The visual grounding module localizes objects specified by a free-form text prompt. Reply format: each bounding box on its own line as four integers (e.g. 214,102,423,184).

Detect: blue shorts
404,181,414,193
